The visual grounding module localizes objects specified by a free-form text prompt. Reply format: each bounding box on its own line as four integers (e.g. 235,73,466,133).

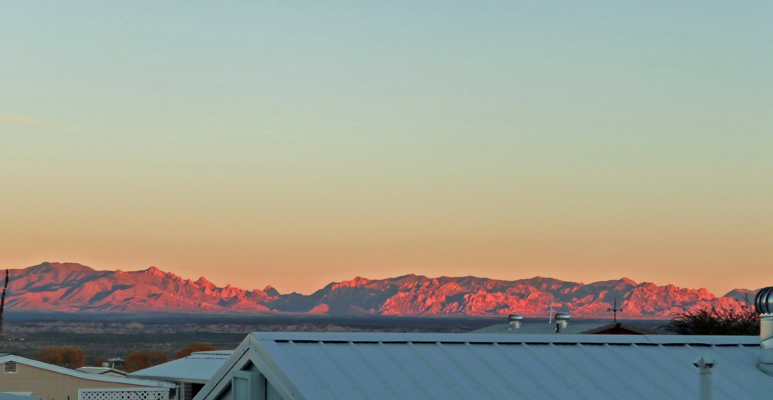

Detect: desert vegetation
125,350,168,372
38,345,87,368
175,341,217,359
665,303,760,335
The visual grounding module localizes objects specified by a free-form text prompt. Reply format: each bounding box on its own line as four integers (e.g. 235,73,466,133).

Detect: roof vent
755,287,773,315
755,287,773,376
508,314,523,330
693,356,717,400
554,312,570,331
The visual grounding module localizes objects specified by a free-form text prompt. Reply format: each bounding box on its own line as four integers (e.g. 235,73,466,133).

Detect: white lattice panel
78,388,169,400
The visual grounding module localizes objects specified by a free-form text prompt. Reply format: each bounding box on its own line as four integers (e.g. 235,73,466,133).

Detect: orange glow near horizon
1,3,772,296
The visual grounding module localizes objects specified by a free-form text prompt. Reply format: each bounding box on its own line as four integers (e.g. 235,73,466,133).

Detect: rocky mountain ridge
1,262,754,318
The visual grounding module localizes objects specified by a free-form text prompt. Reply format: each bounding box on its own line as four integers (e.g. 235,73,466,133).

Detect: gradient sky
1,1,771,296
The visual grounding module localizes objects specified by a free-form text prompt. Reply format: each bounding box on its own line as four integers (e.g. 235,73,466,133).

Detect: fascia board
193,336,253,400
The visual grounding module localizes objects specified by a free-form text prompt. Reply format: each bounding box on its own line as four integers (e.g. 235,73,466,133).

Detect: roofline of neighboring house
189,351,234,356
0,355,175,388
247,331,759,346
99,370,127,376
580,323,656,335
77,367,128,376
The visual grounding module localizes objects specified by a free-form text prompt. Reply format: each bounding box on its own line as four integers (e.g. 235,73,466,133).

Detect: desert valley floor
0,313,669,362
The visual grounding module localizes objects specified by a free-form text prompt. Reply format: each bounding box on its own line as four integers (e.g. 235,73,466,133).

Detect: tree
0,269,8,337
125,350,168,372
175,342,217,359
665,303,759,335
93,357,109,367
39,346,87,369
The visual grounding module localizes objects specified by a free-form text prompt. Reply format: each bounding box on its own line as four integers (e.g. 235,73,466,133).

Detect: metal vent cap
554,312,570,321
755,287,773,315
508,313,523,321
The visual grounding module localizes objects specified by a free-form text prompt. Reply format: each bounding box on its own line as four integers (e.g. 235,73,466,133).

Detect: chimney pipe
755,287,773,376
508,314,523,330
693,356,716,400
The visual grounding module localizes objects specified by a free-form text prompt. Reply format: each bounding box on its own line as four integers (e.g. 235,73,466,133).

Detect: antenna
607,298,622,322
548,300,554,323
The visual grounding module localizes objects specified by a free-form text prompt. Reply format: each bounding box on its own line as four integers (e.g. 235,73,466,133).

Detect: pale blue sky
1,1,772,294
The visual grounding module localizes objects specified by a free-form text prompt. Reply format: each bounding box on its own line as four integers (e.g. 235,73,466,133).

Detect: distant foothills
0,262,757,318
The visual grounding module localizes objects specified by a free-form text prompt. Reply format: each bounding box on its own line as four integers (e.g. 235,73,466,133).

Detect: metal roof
197,332,772,400
129,350,233,384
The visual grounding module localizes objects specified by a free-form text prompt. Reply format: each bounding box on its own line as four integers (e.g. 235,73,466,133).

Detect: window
4,362,18,373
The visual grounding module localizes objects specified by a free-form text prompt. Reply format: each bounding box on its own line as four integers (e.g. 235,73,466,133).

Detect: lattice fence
78,388,170,400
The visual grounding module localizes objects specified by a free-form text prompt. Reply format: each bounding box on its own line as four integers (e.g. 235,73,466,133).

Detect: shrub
38,346,86,369
93,357,109,367
175,342,217,359
665,303,759,335
124,350,168,372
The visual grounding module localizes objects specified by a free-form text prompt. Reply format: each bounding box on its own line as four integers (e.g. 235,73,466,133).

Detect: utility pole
0,269,8,337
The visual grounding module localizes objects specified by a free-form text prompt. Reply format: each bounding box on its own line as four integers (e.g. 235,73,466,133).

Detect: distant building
0,354,175,400
107,358,125,370
130,351,233,400
192,331,772,400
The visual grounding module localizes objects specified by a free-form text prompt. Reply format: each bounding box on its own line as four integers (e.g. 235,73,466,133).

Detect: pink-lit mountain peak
2,263,754,318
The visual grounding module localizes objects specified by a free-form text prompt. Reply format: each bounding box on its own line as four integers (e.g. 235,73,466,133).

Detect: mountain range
0,262,755,318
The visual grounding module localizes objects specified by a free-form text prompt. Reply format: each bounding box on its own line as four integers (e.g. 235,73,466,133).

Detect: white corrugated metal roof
197,332,772,400
129,350,233,384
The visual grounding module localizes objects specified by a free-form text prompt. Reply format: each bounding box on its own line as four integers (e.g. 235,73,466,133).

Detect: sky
1,1,772,296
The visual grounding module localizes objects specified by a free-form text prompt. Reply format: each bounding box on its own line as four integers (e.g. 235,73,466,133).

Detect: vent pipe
555,312,570,332
755,287,773,376
693,356,716,400
508,314,523,330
